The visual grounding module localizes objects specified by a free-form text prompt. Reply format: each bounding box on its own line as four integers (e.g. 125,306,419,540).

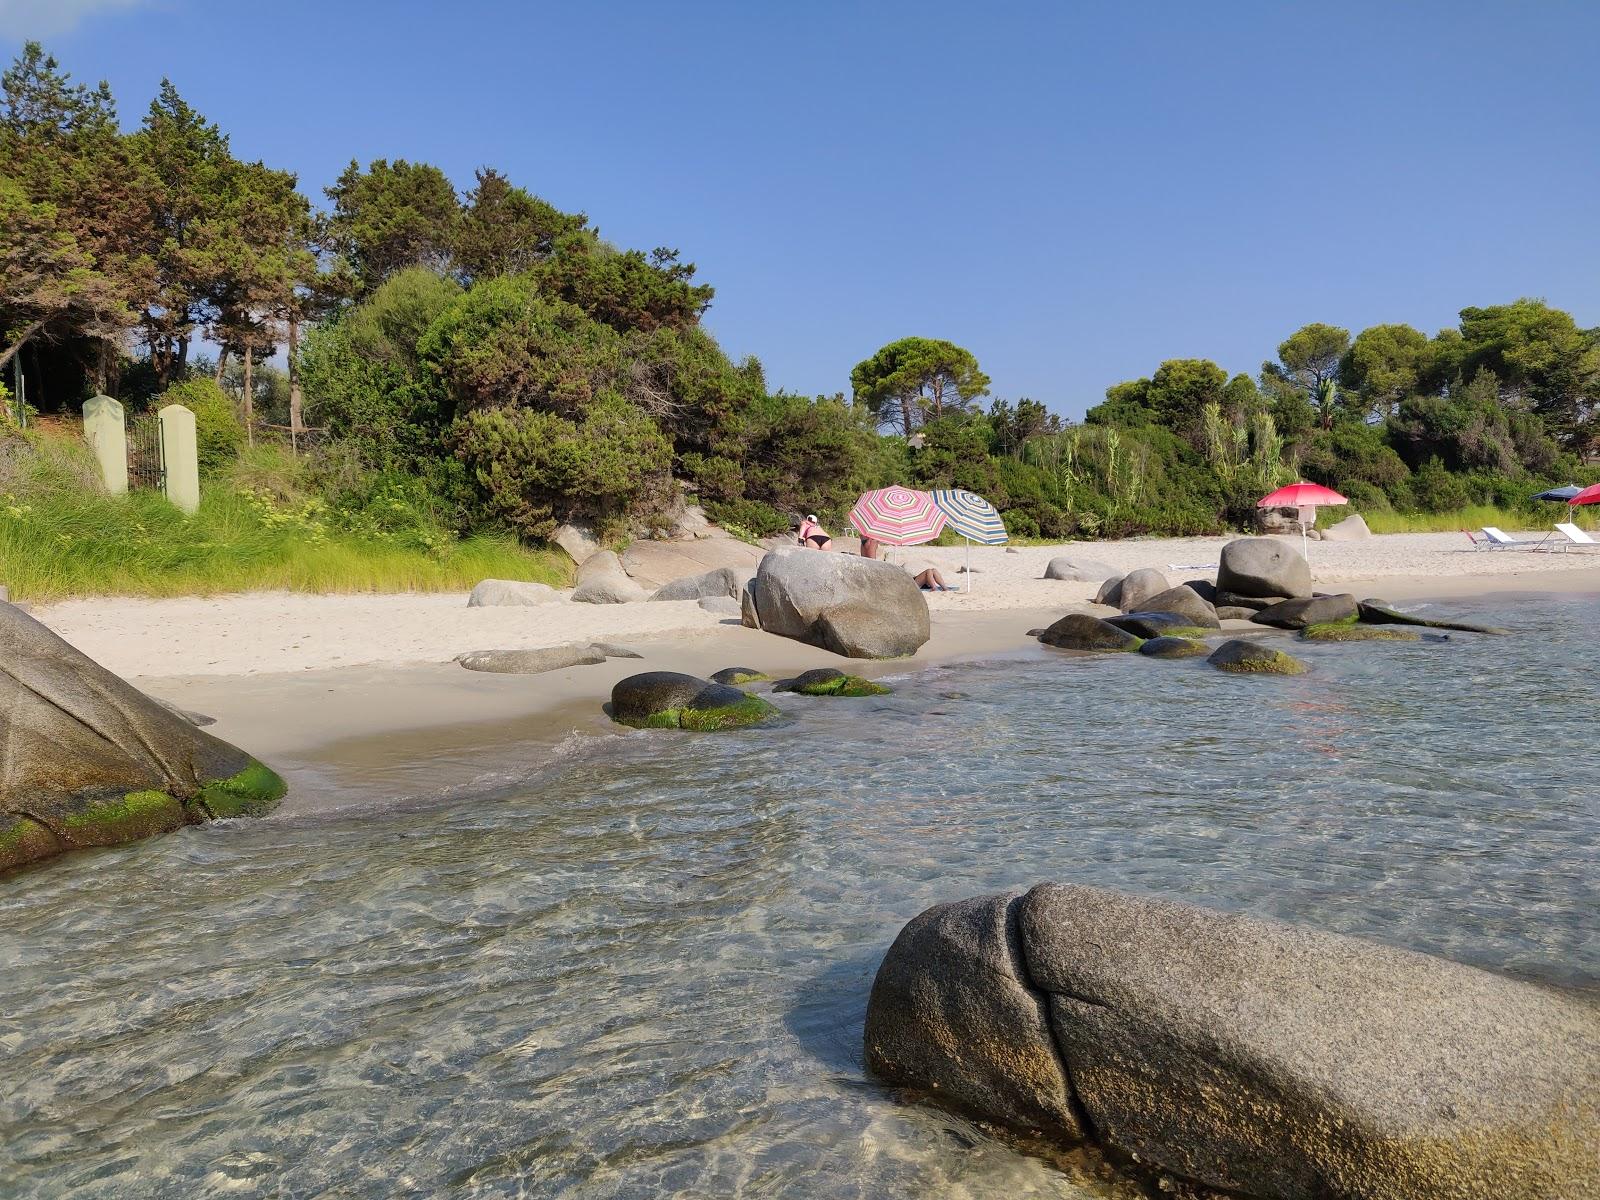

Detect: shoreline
86,564,1595,819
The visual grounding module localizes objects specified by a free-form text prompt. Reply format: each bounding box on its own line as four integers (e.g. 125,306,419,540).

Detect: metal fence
127,411,164,491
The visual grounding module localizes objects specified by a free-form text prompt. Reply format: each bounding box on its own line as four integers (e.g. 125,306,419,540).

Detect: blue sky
4,0,1598,417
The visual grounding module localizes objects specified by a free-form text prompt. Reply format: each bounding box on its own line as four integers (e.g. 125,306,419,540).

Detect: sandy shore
26,529,1597,812
35,530,1600,679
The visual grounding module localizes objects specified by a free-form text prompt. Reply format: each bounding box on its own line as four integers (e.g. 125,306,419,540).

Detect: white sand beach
35,530,1600,680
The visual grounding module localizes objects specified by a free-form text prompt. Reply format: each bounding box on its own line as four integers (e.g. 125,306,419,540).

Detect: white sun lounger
1476,526,1537,550
1553,522,1599,551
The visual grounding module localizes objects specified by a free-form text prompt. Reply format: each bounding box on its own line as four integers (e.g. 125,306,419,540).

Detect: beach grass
0,437,570,602
1355,505,1596,535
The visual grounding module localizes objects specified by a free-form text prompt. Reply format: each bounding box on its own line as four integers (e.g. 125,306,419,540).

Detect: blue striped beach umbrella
930,489,1007,591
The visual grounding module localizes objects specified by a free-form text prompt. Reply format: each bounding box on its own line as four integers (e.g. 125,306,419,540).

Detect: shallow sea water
2,595,1597,1198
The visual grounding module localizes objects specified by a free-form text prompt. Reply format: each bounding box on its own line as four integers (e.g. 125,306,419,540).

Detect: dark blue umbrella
1533,485,1583,502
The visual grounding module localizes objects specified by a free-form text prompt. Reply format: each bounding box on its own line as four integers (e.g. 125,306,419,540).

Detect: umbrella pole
965,538,971,592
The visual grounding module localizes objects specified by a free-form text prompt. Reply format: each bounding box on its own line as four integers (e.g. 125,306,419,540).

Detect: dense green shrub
702,497,791,537
454,391,672,540
159,378,243,473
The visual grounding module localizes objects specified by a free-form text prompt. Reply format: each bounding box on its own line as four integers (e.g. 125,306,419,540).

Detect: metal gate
127,411,164,492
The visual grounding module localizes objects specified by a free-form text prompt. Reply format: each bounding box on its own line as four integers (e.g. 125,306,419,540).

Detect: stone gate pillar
82,394,128,495
157,403,200,514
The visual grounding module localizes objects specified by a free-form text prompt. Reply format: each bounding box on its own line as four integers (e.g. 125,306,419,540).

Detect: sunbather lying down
859,537,953,590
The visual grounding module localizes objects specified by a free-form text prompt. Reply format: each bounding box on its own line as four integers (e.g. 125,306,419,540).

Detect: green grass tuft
0,436,571,601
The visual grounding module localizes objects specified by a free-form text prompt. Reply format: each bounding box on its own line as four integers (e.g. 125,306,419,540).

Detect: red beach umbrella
1257,481,1349,560
1570,482,1600,506
848,485,947,547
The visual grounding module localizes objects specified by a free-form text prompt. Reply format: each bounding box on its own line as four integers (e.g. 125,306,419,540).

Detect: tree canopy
849,336,990,437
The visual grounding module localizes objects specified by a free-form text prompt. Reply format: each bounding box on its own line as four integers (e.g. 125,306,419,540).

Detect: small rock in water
773,667,890,697
1206,638,1308,675
710,666,769,685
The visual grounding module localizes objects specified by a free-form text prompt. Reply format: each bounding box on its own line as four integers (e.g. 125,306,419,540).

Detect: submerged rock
709,666,770,685
1138,635,1209,659
609,671,776,730
1301,624,1421,642
1,603,285,872
1107,612,1213,639
867,883,1600,1200
1207,638,1308,675
1038,613,1143,652
773,667,890,696
744,551,930,659
1358,600,1508,635
1218,537,1312,599
1251,593,1359,629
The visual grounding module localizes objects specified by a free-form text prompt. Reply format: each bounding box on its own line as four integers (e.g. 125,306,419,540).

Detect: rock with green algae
774,667,891,696
709,666,770,685
0,602,287,873
1206,638,1309,675
1038,613,1143,652
610,670,777,730
1358,600,1508,635
1138,636,1210,659
1301,623,1422,643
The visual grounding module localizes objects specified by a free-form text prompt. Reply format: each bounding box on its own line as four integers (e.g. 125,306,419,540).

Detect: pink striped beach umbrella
848,485,947,546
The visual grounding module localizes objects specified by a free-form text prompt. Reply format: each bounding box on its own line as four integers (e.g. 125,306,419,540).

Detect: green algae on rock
1138,636,1210,659
709,666,771,685
775,667,891,697
1206,638,1309,675
1301,623,1422,643
610,671,778,730
1,601,287,874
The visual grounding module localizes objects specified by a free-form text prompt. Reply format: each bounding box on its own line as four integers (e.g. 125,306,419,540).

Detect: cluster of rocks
1035,538,1504,677
609,663,892,730
1,601,285,873
866,884,1599,1200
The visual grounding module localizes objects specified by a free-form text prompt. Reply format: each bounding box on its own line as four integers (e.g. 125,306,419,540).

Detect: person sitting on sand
860,537,951,590
796,514,833,550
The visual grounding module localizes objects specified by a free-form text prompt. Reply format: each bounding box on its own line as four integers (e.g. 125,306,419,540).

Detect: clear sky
4,0,1598,417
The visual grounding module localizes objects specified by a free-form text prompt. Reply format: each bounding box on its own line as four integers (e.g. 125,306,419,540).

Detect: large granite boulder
1252,593,1359,630
571,550,650,604
0,603,286,873
1217,538,1312,600
1115,567,1171,612
1038,613,1142,652
467,578,562,607
609,671,776,730
650,566,752,602
743,551,930,659
1107,612,1209,639
1321,512,1372,541
1043,556,1119,582
1138,584,1221,628
552,520,602,566
867,884,1600,1200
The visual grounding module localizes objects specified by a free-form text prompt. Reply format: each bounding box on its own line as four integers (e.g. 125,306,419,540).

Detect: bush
158,378,243,473
454,390,673,541
702,497,791,537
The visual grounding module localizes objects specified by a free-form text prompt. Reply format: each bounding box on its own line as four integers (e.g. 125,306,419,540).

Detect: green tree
127,80,239,387
1456,299,1600,445
323,158,460,295
0,43,141,378
988,396,1060,456
526,238,713,332
1084,359,1231,437
455,168,586,282
850,336,990,437
1262,323,1351,428
1339,323,1429,419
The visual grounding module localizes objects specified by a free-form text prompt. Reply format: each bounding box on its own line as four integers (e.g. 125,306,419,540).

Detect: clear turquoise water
2,595,1596,1198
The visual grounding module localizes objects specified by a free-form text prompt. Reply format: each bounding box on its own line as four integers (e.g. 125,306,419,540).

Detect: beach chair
1477,526,1536,550
1553,522,1599,552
